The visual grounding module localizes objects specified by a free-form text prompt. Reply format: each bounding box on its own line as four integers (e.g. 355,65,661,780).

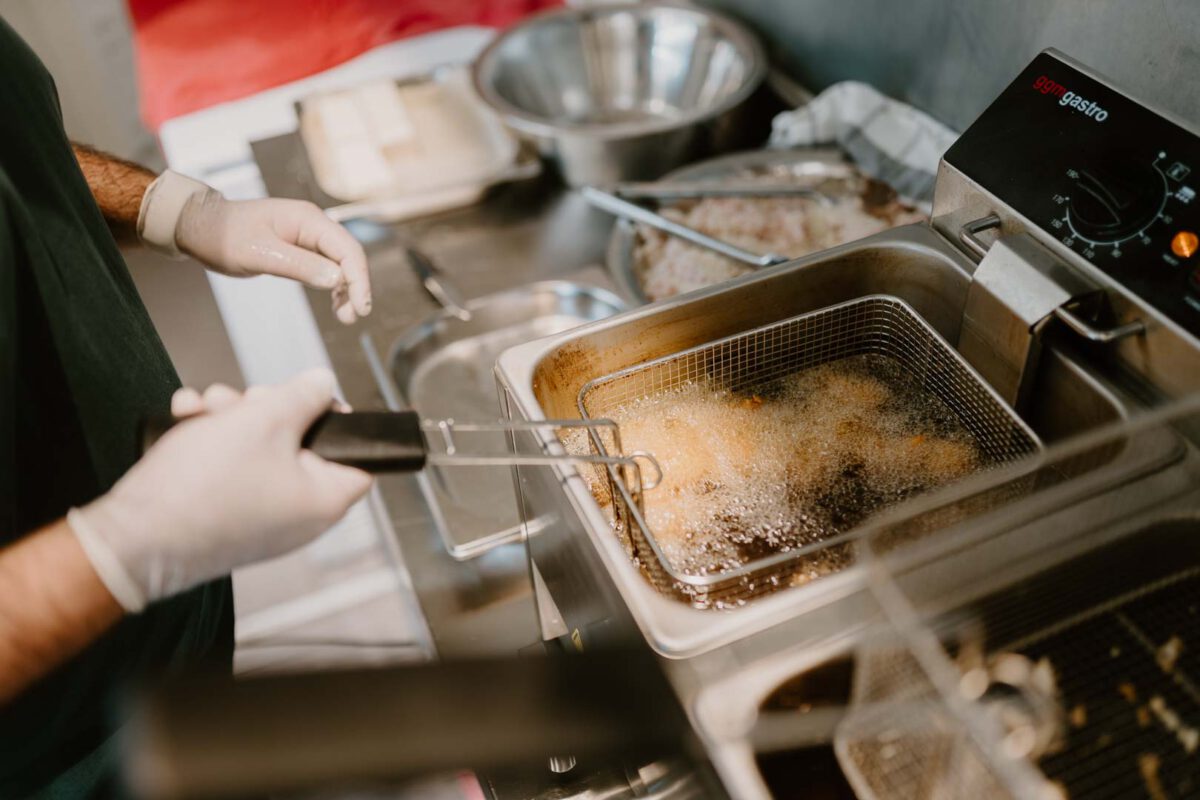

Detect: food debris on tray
1139,752,1169,800
1157,635,1185,673
1010,571,1200,800
1139,705,1154,729
1148,695,1200,755
633,175,924,301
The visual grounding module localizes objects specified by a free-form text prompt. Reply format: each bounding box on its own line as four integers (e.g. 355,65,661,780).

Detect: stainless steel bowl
472,1,768,186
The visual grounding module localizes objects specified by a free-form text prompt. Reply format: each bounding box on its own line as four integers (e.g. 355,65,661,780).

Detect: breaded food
635,190,925,302
577,353,986,578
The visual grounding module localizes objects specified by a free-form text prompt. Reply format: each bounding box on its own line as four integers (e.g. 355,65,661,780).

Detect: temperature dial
1066,160,1165,243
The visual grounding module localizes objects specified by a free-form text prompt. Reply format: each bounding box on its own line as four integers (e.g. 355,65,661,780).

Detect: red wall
127,0,561,128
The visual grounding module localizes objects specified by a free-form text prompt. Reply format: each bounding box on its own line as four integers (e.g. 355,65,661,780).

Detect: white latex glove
67,369,373,612
138,170,372,324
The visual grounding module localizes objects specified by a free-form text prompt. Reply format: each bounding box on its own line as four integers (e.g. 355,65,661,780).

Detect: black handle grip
140,410,427,473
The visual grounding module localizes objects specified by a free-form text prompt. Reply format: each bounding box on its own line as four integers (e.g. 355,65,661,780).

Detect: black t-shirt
0,20,232,798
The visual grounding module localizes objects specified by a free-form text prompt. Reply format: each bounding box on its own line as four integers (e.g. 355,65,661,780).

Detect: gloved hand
67,369,373,612
138,170,372,324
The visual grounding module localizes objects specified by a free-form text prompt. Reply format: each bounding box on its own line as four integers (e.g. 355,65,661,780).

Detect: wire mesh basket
575,295,1042,608
836,398,1200,800
836,639,1026,800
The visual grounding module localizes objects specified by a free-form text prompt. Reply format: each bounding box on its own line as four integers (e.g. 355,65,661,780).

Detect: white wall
2,0,160,166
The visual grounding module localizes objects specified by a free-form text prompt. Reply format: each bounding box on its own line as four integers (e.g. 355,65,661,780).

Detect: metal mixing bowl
472,1,767,186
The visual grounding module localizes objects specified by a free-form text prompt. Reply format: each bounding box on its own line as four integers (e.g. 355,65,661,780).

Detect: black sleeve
0,178,17,538
0,171,101,540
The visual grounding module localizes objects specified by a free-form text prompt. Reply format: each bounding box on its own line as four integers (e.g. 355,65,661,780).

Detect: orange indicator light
1171,231,1199,259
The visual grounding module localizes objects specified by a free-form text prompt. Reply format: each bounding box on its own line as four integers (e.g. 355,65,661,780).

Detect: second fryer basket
833,395,1200,800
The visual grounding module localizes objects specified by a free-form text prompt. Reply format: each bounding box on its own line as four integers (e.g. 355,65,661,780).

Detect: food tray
390,281,625,560
607,148,858,304
271,66,540,224
606,147,925,305
300,67,517,201
577,295,1042,608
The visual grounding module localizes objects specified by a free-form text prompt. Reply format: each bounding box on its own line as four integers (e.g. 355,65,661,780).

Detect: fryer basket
576,295,1042,608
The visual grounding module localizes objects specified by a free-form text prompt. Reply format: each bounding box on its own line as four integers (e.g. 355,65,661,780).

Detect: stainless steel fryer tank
494,223,1134,659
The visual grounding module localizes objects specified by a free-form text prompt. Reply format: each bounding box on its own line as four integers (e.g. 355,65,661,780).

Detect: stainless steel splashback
699,0,1200,131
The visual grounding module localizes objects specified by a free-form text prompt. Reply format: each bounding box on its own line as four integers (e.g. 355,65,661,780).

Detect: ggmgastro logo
1033,75,1109,121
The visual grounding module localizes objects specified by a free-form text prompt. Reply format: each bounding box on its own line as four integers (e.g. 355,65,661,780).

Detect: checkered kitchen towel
769,81,958,208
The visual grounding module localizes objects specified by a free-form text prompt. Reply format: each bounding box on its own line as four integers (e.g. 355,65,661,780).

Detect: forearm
71,142,156,243
69,144,374,321
0,518,123,704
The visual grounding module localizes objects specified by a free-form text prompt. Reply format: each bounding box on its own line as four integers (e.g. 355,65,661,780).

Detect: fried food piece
616,409,715,496
1138,753,1168,800
1156,635,1184,673
801,368,891,412
916,437,981,483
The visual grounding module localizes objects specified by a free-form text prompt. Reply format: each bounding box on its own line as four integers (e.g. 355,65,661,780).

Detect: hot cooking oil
577,353,984,578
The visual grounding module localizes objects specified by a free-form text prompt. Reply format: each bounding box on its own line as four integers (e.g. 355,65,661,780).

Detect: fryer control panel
945,50,1200,337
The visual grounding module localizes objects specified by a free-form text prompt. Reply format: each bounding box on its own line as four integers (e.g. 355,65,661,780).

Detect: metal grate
1011,569,1200,800
576,296,1042,607
837,676,1013,800
842,522,1200,800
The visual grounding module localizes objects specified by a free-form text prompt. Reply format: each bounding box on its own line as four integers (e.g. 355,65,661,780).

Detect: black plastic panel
945,51,1200,337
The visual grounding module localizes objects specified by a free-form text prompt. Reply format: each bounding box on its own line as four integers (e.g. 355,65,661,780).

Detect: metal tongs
613,179,835,203
580,186,792,270
404,244,472,322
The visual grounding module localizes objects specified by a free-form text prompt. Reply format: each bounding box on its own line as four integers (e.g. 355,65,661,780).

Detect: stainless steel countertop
264,142,623,658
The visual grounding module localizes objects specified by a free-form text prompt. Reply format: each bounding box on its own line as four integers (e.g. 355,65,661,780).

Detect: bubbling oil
573,353,984,579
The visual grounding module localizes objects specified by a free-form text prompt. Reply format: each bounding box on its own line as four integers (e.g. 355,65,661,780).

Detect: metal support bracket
1053,304,1146,343
959,214,1003,262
